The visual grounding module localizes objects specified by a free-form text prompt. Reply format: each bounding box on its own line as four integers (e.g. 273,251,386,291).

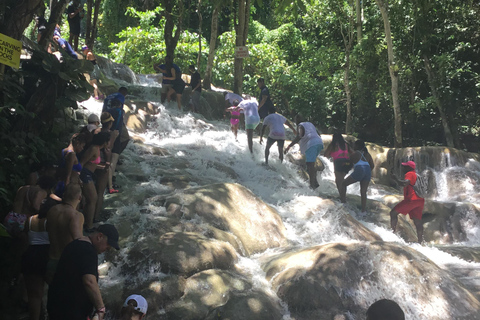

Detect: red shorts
393,199,425,220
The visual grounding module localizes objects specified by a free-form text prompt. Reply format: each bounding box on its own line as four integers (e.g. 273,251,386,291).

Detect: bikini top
28,216,49,245
354,151,370,167
330,144,349,160
60,149,83,172
90,153,101,165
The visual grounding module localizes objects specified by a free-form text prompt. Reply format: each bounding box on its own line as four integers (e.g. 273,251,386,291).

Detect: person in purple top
53,35,78,59
102,87,128,112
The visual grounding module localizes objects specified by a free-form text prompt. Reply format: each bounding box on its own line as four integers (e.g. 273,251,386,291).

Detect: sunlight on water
78,96,480,320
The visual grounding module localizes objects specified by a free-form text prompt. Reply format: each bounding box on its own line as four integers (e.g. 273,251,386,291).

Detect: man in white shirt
260,110,297,165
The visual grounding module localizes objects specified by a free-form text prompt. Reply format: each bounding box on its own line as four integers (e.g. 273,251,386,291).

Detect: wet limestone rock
165,269,253,319
205,291,284,320
261,241,480,320
127,232,238,277
164,183,288,256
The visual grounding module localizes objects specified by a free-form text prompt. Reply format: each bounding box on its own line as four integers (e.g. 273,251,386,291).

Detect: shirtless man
46,183,84,282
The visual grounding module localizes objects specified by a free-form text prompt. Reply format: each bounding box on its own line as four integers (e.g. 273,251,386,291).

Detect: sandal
109,188,119,194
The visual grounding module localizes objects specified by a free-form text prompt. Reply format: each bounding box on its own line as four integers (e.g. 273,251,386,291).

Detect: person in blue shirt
154,56,183,108
103,87,128,112
53,35,78,59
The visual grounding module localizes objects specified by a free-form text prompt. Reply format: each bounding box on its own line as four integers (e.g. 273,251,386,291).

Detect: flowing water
80,91,480,319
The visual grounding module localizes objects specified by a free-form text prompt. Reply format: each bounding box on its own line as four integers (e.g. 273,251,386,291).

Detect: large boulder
164,183,288,256
261,242,480,320
165,269,253,319
126,232,238,277
205,291,284,320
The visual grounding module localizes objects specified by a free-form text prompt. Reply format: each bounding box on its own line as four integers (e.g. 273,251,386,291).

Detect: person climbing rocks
390,161,425,243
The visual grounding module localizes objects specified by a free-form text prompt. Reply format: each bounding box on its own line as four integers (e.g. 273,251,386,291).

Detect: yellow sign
0,33,22,69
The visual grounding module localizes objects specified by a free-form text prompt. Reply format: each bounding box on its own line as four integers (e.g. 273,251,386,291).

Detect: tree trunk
163,0,184,59
0,0,43,40
423,54,455,147
85,0,93,47
355,0,363,91
203,6,219,90
197,0,202,69
39,0,69,48
90,0,102,49
344,52,353,134
375,0,402,147
233,0,250,94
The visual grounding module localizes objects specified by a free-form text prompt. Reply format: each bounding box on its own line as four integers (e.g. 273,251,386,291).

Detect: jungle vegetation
0,0,480,209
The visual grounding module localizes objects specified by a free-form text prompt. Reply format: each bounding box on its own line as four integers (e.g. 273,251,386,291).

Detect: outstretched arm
284,125,304,154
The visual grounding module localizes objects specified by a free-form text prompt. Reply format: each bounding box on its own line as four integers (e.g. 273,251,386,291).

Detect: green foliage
0,39,92,213
107,7,208,74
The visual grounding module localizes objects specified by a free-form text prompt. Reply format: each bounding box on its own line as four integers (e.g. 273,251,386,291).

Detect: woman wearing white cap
119,294,148,320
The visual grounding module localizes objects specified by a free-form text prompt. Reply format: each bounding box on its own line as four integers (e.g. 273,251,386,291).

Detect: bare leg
341,176,356,203
232,123,239,140
108,153,120,191
359,180,370,212
413,218,424,243
246,129,254,153
82,182,97,229
278,140,285,162
306,162,319,189
265,138,275,165
176,93,182,110
24,273,44,320
334,171,347,198
94,168,109,221
390,209,399,232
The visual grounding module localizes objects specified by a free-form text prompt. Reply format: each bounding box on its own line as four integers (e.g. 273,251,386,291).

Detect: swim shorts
393,199,425,220
266,137,285,149
230,118,240,126
334,158,352,173
173,79,186,94
305,144,323,162
347,164,371,182
79,167,95,184
245,115,260,130
161,83,172,94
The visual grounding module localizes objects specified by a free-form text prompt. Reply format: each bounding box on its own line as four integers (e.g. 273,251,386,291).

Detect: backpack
413,173,428,198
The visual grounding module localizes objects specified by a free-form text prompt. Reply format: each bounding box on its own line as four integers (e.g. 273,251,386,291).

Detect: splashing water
79,95,480,320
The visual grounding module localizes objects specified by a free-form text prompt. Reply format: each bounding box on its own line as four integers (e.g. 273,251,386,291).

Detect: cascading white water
79,92,480,320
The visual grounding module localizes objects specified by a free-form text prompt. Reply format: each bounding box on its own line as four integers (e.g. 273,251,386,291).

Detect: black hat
97,224,120,250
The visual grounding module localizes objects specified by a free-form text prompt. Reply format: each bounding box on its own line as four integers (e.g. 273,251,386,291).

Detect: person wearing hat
119,294,148,320
390,161,425,243
47,224,120,320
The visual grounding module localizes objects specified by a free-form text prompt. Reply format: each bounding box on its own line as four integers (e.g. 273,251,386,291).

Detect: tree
85,0,102,49
375,0,403,147
233,0,251,94
160,0,185,58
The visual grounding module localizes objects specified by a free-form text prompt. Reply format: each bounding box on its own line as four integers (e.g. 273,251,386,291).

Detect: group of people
222,79,425,243
0,86,141,319
154,56,202,112
223,78,324,189
324,134,425,243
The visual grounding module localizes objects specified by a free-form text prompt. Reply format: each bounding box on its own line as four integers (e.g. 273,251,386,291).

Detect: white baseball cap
123,294,148,314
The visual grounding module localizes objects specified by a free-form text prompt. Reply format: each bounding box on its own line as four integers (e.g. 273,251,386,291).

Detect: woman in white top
284,115,323,189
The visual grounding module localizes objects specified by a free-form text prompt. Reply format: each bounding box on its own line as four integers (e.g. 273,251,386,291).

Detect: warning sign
0,33,22,69
235,46,249,59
